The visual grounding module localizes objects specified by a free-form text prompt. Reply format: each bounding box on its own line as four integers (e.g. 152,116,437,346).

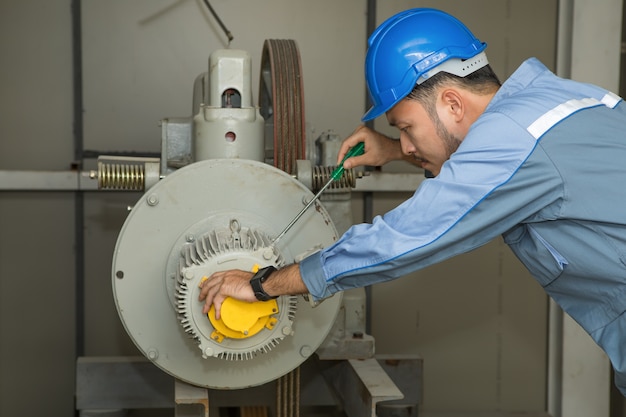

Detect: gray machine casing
112,158,342,389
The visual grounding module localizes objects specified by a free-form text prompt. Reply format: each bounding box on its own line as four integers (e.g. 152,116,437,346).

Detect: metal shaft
271,176,334,246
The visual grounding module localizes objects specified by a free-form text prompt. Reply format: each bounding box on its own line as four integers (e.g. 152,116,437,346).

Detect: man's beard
433,113,462,156
422,98,463,156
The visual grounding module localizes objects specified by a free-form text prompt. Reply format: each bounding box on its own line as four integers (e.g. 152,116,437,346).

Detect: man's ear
439,88,464,122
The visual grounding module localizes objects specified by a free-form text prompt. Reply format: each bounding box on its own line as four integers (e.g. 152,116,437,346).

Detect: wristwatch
250,265,278,301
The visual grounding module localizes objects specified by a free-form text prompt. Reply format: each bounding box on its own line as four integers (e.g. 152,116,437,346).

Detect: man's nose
399,135,416,155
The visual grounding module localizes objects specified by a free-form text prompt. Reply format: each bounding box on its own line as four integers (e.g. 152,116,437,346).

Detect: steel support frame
0,169,425,193
321,358,404,417
175,380,209,417
75,355,422,416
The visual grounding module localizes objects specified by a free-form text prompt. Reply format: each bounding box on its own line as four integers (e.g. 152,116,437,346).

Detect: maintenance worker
200,8,626,394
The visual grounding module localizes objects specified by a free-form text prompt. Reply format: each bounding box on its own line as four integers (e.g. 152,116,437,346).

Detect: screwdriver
272,142,365,245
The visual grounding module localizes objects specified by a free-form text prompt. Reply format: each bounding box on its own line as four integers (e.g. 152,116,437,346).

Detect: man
200,8,626,394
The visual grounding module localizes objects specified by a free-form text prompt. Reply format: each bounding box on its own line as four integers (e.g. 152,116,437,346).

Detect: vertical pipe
548,2,573,414
71,0,85,360
363,0,376,335
556,0,574,79
364,0,376,122
547,299,563,417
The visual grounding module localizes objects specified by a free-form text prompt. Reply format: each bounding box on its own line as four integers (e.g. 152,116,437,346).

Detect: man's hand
199,264,309,320
198,269,256,319
336,125,403,169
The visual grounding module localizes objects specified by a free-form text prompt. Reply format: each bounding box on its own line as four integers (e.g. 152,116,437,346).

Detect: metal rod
272,177,334,246
202,0,234,44
364,0,376,337
71,0,85,360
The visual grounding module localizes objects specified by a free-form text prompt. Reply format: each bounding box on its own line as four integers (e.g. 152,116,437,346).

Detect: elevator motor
110,42,345,390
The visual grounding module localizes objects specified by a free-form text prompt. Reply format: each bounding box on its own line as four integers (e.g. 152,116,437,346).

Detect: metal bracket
323,358,404,417
175,379,209,417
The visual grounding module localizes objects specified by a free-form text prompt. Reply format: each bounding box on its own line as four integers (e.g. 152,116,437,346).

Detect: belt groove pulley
259,39,306,175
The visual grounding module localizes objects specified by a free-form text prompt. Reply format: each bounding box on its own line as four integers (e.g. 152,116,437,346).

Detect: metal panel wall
2,0,596,416
0,1,75,416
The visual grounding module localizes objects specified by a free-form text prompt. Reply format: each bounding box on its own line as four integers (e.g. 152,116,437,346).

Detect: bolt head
147,194,159,206
300,345,312,357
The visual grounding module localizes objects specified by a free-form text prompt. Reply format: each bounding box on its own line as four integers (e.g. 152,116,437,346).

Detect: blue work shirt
300,58,626,392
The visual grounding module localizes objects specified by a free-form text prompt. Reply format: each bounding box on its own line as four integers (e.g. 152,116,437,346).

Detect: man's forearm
262,264,309,297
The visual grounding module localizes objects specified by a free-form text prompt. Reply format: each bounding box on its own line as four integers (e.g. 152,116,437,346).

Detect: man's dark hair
407,64,501,103
406,64,501,121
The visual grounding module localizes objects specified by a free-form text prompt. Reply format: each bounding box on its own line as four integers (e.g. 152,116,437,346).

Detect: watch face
258,265,276,282
251,266,277,301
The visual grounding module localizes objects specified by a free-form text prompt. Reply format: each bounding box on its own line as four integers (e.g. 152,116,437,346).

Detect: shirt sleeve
299,112,563,300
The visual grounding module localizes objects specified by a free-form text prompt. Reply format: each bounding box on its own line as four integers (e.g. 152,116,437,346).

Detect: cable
202,0,234,44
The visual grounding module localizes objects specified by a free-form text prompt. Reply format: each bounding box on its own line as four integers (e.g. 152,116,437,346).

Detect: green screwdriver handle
331,142,365,181
271,142,365,246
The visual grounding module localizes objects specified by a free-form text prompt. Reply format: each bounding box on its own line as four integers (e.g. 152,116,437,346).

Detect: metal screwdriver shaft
271,175,332,246
272,142,365,246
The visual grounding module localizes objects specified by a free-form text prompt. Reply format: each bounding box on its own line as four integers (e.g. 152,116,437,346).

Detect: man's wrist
250,266,278,301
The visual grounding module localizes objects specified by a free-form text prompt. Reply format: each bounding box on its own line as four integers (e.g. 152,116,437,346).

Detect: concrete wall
1,1,562,416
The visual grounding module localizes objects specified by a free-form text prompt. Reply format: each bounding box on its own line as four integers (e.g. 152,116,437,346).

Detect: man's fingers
197,269,256,317
201,281,220,314
342,154,366,169
201,284,227,319
337,126,367,164
198,279,209,301
199,273,221,312
211,295,226,320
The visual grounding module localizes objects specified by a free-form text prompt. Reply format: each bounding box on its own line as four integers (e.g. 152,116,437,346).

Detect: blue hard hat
362,8,488,122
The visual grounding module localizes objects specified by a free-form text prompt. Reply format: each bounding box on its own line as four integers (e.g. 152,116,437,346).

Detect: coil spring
97,161,145,190
312,165,357,192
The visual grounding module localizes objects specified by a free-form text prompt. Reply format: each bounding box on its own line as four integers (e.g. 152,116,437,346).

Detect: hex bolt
184,270,194,280
204,347,214,357
147,348,159,360
282,326,292,336
186,234,195,242
300,345,312,357
147,194,159,206
263,248,274,260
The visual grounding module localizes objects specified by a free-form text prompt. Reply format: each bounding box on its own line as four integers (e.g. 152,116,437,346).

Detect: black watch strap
250,266,278,301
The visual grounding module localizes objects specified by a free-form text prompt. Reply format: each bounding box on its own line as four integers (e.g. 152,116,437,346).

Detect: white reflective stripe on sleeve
527,92,622,139
602,91,622,108
527,97,602,139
